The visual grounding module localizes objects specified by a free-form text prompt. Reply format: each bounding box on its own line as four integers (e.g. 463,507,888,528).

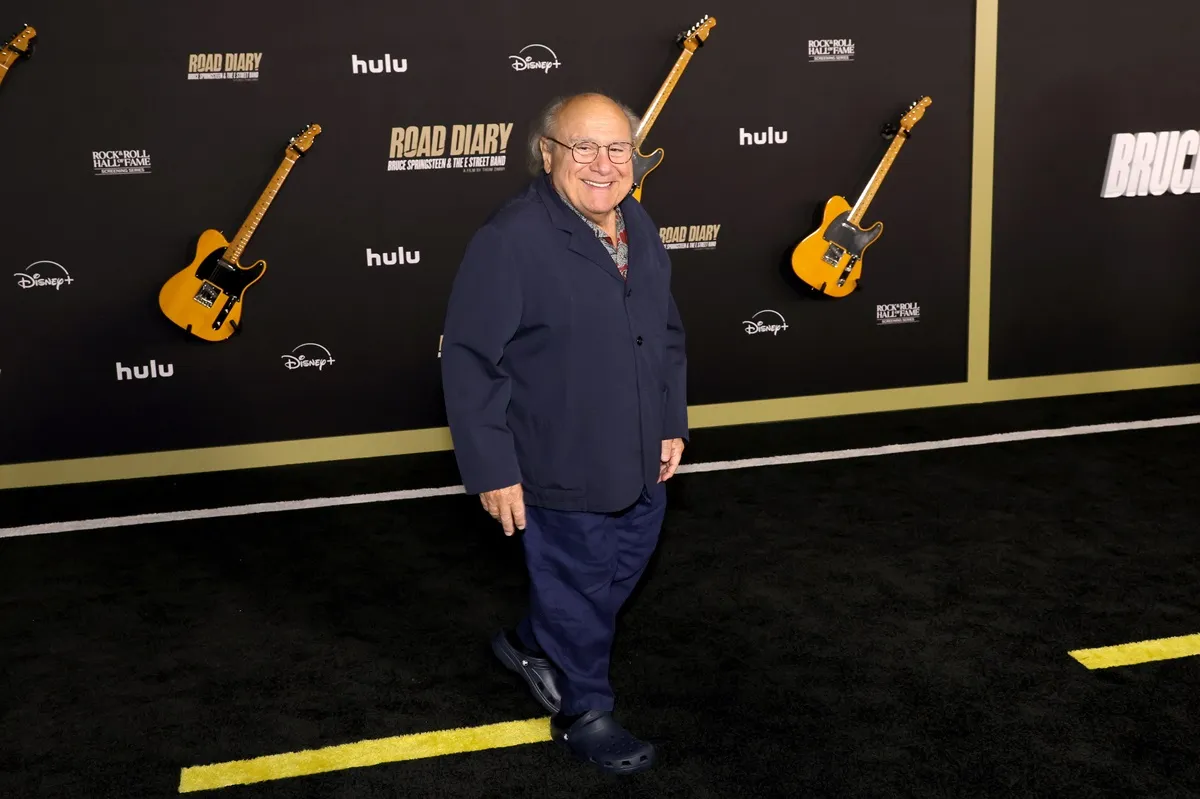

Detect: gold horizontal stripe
1069,632,1200,670
0,426,455,490
686,365,1200,430
177,716,550,793
5,365,1200,490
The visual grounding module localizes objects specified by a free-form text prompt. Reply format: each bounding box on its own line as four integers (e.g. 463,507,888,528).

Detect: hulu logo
116,360,174,380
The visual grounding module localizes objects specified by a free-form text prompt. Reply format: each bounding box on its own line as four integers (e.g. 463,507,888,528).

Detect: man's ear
539,138,553,173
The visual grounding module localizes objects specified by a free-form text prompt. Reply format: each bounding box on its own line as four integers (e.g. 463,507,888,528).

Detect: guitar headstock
287,123,322,157
899,96,932,131
4,24,37,58
677,14,716,53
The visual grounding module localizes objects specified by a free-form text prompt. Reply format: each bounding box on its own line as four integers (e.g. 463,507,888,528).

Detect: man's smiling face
540,95,634,225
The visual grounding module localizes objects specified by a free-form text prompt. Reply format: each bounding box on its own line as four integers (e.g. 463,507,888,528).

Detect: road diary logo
743,310,789,336
1102,130,1200,197
187,52,262,81
659,225,720,251
282,343,335,371
93,149,152,176
14,260,73,290
509,44,562,73
387,123,513,173
808,39,855,62
877,302,921,325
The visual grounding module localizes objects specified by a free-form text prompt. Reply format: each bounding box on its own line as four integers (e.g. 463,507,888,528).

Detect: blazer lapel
536,175,627,284
568,229,626,284
617,193,657,291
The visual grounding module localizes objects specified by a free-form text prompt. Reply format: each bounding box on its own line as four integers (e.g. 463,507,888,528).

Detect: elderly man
440,92,688,775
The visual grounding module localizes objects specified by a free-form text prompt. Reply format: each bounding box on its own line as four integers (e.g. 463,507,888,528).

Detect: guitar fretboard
224,155,297,266
0,49,19,82
634,48,695,146
848,132,908,224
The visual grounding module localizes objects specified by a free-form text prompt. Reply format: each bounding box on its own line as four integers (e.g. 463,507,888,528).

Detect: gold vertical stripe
177,716,551,793
968,0,1000,384
1069,633,1200,670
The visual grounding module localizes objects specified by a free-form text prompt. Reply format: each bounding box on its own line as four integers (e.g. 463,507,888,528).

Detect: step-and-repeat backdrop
9,0,1137,467
990,0,1200,378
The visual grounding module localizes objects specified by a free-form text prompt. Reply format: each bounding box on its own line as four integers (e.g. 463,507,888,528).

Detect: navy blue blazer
440,173,689,513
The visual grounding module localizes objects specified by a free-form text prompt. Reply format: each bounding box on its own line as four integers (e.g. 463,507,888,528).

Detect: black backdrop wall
990,0,1200,379
0,0,976,465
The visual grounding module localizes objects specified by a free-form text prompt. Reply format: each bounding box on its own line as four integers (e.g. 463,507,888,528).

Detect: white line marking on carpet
3,415,1198,540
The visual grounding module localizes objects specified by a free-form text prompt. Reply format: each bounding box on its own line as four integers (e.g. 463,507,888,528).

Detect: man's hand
659,438,685,483
479,483,526,536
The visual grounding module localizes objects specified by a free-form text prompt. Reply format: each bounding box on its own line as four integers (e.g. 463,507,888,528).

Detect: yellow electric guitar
630,14,716,202
790,97,932,297
0,24,37,91
159,123,321,341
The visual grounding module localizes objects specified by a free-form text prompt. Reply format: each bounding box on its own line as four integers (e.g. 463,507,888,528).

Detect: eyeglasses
544,136,634,165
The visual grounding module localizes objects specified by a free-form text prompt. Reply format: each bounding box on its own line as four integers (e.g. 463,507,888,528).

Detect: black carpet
2,394,1200,797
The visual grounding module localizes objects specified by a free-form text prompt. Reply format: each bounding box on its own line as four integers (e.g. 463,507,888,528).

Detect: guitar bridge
194,281,221,308
822,242,846,266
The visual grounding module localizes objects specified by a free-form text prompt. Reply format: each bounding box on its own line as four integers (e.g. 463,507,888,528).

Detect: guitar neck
634,47,695,146
224,153,298,265
0,49,19,87
848,131,909,224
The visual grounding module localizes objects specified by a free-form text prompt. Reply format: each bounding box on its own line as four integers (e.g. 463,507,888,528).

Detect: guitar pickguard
184,248,266,331
631,148,664,189
191,249,264,302
822,211,882,257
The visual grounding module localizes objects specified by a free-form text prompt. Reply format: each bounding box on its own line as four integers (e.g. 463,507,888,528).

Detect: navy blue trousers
516,482,667,715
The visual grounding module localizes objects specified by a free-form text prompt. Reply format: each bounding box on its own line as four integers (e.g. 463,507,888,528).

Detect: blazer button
636,336,643,346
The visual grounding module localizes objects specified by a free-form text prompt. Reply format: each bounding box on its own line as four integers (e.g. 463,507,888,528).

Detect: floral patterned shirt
558,191,629,279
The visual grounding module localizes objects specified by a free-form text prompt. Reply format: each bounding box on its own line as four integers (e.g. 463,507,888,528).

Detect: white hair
526,93,641,175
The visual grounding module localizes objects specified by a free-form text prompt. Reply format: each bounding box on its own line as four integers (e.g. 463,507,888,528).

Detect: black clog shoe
490,629,562,714
551,710,656,775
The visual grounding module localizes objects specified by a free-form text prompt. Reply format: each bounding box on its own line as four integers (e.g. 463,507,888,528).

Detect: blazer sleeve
440,223,523,494
662,263,690,443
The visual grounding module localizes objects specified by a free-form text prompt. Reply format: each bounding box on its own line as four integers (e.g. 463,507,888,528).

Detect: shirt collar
554,185,624,240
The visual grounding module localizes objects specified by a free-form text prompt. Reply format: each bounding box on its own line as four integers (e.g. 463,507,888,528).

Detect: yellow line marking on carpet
1069,632,1200,670
178,716,551,793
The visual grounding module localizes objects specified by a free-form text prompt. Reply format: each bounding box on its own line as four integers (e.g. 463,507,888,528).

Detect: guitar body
630,146,664,203
790,196,883,298
788,97,931,298
158,229,267,341
157,123,318,341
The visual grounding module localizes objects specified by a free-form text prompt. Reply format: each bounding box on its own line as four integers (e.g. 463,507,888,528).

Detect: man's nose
590,151,616,171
